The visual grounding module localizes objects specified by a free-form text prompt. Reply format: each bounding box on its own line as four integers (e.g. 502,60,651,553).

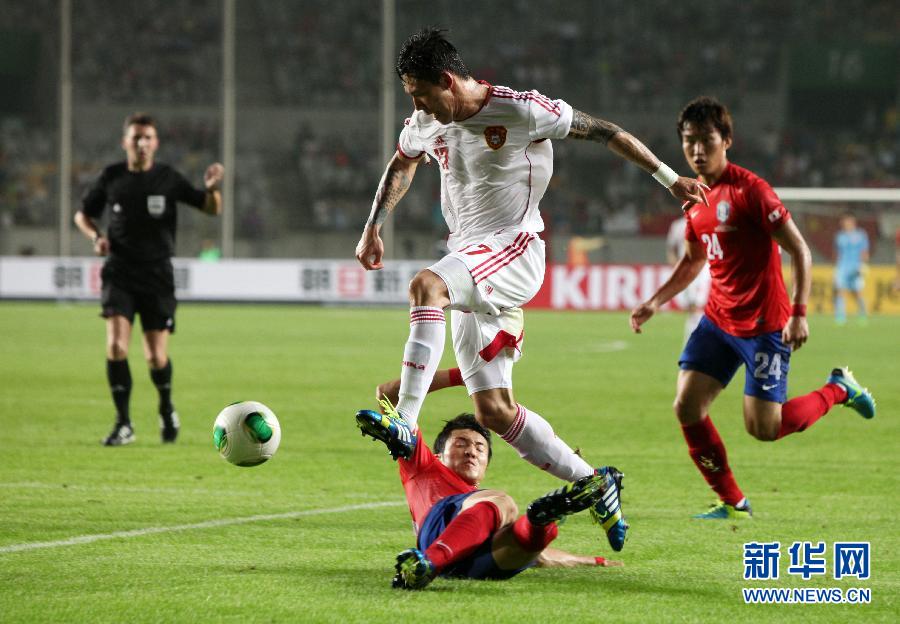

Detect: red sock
511,515,558,552
681,416,744,506
424,502,500,571
777,383,847,439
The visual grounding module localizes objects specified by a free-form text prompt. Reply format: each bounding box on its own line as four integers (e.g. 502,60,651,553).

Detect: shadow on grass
200,558,725,602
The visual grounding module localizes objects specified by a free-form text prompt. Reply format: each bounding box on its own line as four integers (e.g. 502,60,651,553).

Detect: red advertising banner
528,264,685,311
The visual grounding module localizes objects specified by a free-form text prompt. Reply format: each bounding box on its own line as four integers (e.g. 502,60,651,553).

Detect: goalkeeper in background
833,212,869,325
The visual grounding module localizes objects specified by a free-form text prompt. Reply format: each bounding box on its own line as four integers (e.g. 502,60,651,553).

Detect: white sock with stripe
395,306,446,427
501,404,594,482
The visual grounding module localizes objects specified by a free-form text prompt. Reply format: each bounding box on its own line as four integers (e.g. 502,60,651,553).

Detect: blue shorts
834,269,863,292
417,492,533,580
679,316,791,403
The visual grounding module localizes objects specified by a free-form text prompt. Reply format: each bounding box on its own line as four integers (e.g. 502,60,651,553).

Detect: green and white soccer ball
213,401,281,467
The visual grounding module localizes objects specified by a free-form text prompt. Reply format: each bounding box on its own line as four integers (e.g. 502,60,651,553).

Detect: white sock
395,306,446,427
501,404,594,482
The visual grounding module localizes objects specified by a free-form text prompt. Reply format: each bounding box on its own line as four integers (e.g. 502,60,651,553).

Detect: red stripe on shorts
478,329,523,362
471,233,526,273
472,234,534,284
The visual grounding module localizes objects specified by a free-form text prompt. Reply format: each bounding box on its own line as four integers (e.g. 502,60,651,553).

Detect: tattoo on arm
567,110,623,144
367,165,412,227
570,109,660,172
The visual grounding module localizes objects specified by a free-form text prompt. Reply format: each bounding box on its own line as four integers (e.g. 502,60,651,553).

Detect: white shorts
428,230,545,390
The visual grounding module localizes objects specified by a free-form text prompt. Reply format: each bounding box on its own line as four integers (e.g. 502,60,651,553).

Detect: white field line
586,340,629,353
0,482,389,500
0,501,405,554
0,481,224,496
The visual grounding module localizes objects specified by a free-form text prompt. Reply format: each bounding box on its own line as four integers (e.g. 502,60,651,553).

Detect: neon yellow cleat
693,499,753,520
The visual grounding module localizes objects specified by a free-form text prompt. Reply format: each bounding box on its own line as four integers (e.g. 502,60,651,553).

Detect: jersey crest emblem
484,126,507,150
716,200,731,223
147,195,166,217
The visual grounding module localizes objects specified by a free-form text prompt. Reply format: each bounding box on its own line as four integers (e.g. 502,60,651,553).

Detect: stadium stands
0,0,896,258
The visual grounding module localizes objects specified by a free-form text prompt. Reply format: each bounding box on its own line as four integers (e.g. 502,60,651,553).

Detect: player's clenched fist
355,227,384,270
630,301,657,333
781,316,809,351
204,163,224,190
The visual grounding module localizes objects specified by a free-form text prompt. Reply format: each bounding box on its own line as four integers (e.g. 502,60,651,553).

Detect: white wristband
652,162,679,188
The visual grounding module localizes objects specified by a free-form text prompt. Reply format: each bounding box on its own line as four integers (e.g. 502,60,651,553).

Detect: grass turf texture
0,302,896,623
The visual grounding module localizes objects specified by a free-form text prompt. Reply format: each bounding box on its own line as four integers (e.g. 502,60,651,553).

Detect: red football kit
399,432,477,534
684,162,791,337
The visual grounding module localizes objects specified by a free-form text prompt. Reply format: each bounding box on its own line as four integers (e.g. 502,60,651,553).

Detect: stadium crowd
1,0,897,248
72,0,220,105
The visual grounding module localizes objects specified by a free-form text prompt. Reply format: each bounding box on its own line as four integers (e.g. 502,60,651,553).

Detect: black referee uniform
81,161,207,330
79,159,213,446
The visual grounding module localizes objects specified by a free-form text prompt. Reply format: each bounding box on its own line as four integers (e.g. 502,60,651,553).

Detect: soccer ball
213,401,281,467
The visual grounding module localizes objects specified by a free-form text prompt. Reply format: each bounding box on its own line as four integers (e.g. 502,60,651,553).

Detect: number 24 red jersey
684,162,791,337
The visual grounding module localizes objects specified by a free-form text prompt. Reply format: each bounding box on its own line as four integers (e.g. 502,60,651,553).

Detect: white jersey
398,83,573,251
666,216,688,258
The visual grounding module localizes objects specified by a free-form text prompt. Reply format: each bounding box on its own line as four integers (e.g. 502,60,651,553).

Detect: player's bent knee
743,414,779,441
495,495,518,525
746,421,779,442
408,270,448,308
107,341,128,360
672,396,704,425
743,400,782,441
473,399,517,433
479,493,518,525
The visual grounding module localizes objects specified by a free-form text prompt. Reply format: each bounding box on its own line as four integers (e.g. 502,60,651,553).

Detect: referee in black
74,112,224,446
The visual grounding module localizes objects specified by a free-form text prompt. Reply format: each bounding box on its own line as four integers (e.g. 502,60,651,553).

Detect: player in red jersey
630,97,876,519
355,409,621,589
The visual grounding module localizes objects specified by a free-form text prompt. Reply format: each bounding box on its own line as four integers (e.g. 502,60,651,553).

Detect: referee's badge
147,195,166,217
716,200,731,223
484,126,507,150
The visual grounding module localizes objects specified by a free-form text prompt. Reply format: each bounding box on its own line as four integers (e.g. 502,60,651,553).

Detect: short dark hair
677,96,733,142
396,27,470,84
433,413,492,462
123,112,156,134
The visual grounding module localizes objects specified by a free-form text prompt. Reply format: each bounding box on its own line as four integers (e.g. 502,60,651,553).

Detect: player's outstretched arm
355,152,421,270
203,162,224,215
772,219,812,350
376,368,463,413
567,109,708,207
536,547,623,568
630,240,707,333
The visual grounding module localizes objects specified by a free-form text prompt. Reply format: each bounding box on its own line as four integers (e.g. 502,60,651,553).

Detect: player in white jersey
666,216,711,341
354,28,709,552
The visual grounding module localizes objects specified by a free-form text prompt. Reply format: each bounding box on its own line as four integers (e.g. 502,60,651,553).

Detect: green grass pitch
0,302,896,623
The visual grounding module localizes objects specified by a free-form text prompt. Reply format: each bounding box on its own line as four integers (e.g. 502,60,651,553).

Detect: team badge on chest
147,195,166,217
484,126,507,150
716,200,731,223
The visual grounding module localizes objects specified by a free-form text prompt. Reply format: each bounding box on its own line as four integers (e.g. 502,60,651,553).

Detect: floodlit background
1,3,898,622
1,0,897,264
